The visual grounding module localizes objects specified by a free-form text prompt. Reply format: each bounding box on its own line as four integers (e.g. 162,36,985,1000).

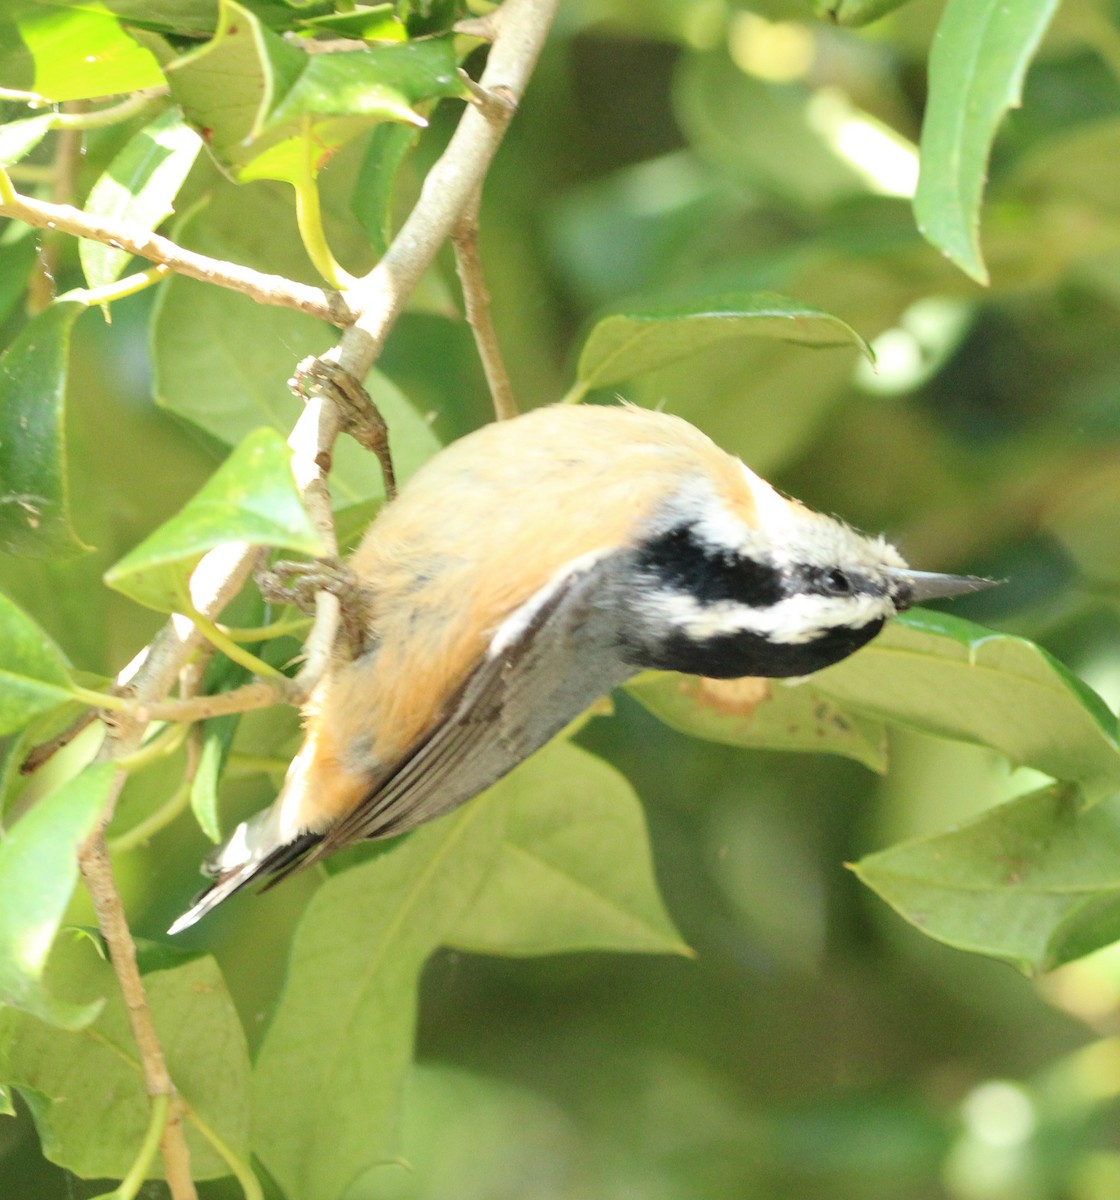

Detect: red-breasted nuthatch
170,403,992,931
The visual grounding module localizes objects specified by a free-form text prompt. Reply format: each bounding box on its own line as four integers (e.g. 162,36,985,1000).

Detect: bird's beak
890,569,1002,605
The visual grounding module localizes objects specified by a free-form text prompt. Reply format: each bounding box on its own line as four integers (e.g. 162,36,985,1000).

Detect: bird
168,402,993,932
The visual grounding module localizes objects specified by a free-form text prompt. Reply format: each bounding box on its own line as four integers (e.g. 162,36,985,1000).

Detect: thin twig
21,709,98,775
78,827,198,1200
48,88,167,131
287,393,345,691
143,680,295,722
0,185,352,325
452,188,518,420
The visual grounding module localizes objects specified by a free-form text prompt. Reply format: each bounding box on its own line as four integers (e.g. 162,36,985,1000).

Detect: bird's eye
826,568,852,595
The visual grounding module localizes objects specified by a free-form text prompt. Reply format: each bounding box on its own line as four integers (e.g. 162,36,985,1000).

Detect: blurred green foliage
6,0,1120,1198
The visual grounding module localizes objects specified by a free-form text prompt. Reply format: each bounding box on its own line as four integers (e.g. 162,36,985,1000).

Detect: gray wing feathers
314,552,635,852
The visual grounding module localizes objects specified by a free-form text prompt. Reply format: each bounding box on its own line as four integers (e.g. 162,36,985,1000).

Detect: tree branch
452,188,518,420
0,184,352,325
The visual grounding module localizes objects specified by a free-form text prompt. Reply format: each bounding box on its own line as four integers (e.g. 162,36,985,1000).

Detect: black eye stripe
634,525,784,607
799,565,888,599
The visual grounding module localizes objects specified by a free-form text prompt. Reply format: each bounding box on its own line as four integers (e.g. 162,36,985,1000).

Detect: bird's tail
167,812,322,934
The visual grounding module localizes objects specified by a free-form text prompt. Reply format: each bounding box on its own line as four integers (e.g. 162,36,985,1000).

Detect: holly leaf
0,301,91,560
254,739,684,1200
0,3,163,101
167,0,462,185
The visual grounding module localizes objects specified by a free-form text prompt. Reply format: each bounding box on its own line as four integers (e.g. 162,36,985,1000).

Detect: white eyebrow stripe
648,590,892,645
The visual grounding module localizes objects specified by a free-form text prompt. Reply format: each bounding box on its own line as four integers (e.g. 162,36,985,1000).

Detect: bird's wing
309,549,634,855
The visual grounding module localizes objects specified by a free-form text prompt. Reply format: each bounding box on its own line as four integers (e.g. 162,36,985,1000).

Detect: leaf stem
60,265,171,308
68,685,135,714
559,380,589,405
186,1108,264,1200
115,721,189,773
176,588,287,682
48,89,167,131
92,1091,169,1200
293,116,352,290
222,615,311,642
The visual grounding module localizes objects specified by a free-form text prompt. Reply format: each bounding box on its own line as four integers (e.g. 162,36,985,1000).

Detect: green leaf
0,1084,13,1117
448,742,689,957
191,716,238,842
190,654,253,842
266,40,461,130
0,236,38,328
43,1,221,38
813,610,1120,799
253,789,510,1200
0,763,114,1029
854,784,1120,974
0,4,164,101
0,301,91,560
0,114,53,167
573,292,872,399
913,0,1062,285
812,0,912,25
168,0,462,184
351,121,420,255
0,592,74,736
166,0,306,178
235,36,464,187
295,6,405,41
103,427,324,613
628,672,887,772
79,108,203,289
153,243,441,505
0,950,251,1178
